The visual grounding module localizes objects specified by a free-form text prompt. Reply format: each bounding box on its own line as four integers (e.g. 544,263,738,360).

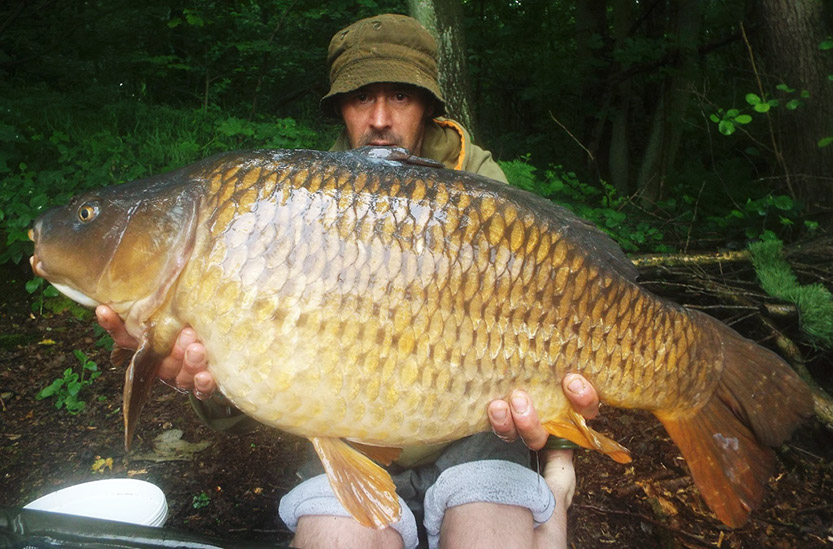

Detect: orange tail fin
656,313,813,527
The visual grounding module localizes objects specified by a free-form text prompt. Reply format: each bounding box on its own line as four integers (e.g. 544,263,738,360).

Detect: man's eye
355,93,370,103
394,93,408,101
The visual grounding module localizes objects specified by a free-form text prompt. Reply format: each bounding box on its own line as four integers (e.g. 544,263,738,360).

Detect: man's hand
95,305,215,399
487,373,599,451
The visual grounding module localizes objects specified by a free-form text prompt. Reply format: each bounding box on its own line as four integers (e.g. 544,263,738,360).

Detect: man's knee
439,502,534,549
423,460,555,549
293,515,405,549
279,474,418,549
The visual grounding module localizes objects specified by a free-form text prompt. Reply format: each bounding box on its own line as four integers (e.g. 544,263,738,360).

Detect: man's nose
369,101,392,129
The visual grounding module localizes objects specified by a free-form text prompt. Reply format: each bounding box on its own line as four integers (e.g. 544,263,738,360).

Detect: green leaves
192,491,211,509
712,84,812,136
36,350,102,414
710,108,752,136
744,93,778,113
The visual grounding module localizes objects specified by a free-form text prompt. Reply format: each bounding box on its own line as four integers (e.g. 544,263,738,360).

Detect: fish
29,146,813,529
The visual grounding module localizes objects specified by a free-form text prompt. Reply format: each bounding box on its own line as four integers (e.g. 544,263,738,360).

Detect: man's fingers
95,305,138,349
193,371,217,400
488,400,517,442
156,328,196,381
175,341,208,388
563,373,600,419
508,390,550,451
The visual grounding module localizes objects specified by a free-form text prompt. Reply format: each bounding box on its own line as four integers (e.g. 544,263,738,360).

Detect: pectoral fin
311,437,401,528
123,336,164,452
544,408,632,464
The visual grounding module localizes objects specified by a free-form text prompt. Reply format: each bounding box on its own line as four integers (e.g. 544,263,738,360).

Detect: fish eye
77,201,100,223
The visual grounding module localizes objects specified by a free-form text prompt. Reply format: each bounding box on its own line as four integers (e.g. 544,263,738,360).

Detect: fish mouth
29,254,46,278
29,254,99,307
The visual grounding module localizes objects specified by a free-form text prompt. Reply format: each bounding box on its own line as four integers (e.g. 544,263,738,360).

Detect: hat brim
320,57,445,117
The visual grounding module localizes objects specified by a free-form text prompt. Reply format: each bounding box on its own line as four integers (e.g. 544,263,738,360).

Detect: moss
749,239,833,347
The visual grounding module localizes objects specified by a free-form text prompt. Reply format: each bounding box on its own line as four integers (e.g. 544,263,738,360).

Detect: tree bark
753,0,833,213
409,0,477,137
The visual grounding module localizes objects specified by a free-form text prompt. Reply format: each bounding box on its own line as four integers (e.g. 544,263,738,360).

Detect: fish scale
30,147,812,529
190,156,692,433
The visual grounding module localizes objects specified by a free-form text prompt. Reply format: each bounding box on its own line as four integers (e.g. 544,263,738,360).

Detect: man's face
337,82,432,155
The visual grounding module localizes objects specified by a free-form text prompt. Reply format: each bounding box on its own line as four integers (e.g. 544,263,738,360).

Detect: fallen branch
631,249,751,268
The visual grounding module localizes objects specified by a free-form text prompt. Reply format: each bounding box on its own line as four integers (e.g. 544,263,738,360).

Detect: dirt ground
1,260,831,548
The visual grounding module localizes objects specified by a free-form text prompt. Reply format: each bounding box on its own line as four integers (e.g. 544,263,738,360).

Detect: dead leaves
129,429,212,462
91,456,113,473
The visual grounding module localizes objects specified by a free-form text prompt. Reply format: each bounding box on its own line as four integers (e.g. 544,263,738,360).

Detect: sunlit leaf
745,93,761,105
718,120,735,135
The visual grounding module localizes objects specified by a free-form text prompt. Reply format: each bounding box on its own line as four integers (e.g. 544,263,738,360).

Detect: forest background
1,1,832,430
1,2,833,545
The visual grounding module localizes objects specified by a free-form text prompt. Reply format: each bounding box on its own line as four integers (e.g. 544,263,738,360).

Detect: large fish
29,147,812,529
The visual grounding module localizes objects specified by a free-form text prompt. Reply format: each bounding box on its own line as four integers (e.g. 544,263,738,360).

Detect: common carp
29,147,812,529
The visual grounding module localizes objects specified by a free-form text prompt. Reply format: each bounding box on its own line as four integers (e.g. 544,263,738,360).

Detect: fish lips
29,216,100,308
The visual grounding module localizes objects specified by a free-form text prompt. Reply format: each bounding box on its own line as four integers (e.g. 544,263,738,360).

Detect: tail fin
656,313,813,527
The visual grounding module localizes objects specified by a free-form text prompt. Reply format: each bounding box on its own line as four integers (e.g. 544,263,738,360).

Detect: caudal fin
656,313,813,527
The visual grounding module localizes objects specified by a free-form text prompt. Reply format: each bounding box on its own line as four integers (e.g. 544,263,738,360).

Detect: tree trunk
636,0,701,204
575,0,608,183
754,0,833,214
409,0,477,137
608,0,634,195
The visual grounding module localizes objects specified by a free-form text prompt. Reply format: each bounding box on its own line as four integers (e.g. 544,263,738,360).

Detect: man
97,14,599,549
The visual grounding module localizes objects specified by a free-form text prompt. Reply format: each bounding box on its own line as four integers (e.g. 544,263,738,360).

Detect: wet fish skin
30,147,813,529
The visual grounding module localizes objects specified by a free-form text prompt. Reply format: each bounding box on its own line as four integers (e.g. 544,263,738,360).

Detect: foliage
749,239,833,348
36,350,102,414
700,193,813,243
25,276,91,318
502,155,816,253
192,491,211,509
93,324,115,352
501,157,672,253
25,276,60,314
709,86,811,137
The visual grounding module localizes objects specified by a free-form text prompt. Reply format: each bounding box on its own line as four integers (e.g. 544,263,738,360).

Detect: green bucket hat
321,14,446,117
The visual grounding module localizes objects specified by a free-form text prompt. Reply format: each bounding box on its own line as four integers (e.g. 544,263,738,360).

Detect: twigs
548,111,595,163
574,504,715,547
